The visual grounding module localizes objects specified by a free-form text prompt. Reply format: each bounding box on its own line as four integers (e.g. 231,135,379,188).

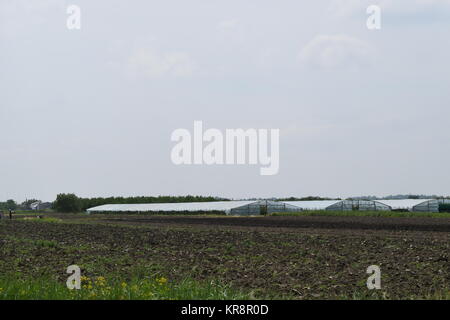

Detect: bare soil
0,215,448,299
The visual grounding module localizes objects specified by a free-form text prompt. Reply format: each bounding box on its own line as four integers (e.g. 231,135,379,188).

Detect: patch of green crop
0,275,251,300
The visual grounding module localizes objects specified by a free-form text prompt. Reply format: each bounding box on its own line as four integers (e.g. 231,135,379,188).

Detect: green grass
1,276,447,300
0,275,251,300
270,210,450,218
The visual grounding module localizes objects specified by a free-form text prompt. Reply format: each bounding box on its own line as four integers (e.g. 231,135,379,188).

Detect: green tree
53,194,81,213
6,199,17,210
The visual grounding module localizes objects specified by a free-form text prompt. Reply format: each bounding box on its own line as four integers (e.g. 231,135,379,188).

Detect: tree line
0,200,18,210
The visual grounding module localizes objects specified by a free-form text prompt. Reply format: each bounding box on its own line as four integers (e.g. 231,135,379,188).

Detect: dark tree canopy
5,199,17,210
53,194,81,213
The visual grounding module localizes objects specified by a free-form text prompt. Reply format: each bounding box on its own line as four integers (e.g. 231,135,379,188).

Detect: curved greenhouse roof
87,201,259,214
86,199,440,214
374,199,438,212
283,200,343,210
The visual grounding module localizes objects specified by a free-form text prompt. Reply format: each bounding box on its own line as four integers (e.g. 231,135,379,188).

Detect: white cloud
128,49,195,78
298,34,373,69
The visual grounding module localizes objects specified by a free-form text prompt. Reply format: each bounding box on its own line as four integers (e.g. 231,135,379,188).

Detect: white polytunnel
87,200,305,216
257,200,303,214
86,199,440,215
279,199,436,212
281,200,387,211
345,200,391,211
86,201,260,215
282,200,348,211
374,199,439,212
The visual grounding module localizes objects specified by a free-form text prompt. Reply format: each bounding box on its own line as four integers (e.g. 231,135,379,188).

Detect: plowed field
1,215,448,299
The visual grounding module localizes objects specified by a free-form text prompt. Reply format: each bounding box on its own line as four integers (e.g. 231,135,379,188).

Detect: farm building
374,199,439,212
86,200,300,216
29,201,53,211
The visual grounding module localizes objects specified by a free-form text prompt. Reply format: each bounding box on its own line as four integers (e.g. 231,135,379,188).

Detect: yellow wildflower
95,276,106,286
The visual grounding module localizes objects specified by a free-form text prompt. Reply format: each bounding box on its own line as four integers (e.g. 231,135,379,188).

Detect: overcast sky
1,0,450,202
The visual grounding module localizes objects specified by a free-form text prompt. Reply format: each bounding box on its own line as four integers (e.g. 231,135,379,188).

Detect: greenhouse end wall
412,200,439,212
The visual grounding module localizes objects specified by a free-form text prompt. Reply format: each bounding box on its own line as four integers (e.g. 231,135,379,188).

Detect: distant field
0,214,449,300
